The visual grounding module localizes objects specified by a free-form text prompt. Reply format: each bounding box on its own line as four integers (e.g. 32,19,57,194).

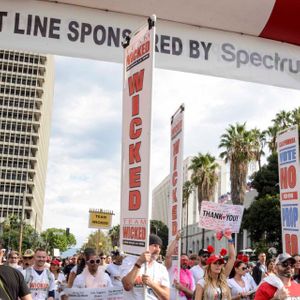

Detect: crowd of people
0,233,300,299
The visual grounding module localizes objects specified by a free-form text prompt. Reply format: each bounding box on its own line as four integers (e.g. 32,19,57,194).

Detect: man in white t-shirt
22,248,55,300
122,234,170,300
190,248,210,284
106,250,125,288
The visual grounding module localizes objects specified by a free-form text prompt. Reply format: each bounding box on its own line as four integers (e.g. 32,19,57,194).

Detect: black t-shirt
0,265,30,300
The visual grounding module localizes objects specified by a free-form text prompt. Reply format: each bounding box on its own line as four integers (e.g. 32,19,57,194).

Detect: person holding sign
165,231,195,300
194,232,236,300
121,234,170,300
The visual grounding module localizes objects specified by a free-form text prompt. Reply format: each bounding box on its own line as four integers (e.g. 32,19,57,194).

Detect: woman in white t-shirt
228,260,256,300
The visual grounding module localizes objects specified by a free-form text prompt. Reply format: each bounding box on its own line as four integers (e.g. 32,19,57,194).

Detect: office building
0,50,54,232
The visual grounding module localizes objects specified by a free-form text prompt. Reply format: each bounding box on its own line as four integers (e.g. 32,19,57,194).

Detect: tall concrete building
152,156,228,253
0,50,54,232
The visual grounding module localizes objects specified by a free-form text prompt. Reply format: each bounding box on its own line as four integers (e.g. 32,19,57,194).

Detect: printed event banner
1,0,300,90
62,287,123,300
199,201,244,233
168,105,184,247
120,18,155,255
277,125,300,255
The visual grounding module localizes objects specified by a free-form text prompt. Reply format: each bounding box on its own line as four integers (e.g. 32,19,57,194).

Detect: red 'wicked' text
128,69,145,210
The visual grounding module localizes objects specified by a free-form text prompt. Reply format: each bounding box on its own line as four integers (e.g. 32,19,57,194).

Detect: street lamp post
18,192,26,255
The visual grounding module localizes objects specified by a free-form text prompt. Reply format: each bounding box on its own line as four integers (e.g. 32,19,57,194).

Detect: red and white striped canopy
44,0,300,46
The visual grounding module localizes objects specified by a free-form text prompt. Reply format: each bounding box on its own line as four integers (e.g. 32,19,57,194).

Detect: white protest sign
62,287,123,300
199,201,244,233
120,17,155,255
277,125,300,255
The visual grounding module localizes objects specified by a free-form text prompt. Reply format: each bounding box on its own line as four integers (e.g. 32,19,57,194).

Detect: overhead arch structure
0,0,300,89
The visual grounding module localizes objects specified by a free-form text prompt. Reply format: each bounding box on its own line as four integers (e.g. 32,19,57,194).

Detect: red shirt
254,280,300,300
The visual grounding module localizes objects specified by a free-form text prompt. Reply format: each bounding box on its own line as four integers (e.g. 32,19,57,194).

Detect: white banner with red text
277,125,300,255
199,201,244,233
168,105,184,246
120,18,155,255
0,0,300,90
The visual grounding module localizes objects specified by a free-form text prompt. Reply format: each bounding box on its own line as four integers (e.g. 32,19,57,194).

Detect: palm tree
182,180,194,253
188,153,219,247
265,125,280,154
219,123,257,205
251,128,266,171
272,110,292,130
291,107,300,125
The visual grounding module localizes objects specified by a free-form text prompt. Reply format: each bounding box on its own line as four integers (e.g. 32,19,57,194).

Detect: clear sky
42,55,300,247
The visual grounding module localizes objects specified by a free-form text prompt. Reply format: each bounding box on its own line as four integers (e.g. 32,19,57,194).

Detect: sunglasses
241,267,248,270
100,257,106,260
201,254,209,258
87,259,101,264
213,261,224,265
280,261,295,268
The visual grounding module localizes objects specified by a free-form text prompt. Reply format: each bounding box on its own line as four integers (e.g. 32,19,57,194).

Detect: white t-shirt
106,263,123,288
22,267,56,300
73,271,112,288
190,265,205,284
227,277,254,300
121,257,170,300
53,272,66,300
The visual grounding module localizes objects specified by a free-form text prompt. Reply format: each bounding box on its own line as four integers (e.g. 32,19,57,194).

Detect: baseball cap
206,254,225,265
23,249,34,258
275,253,296,265
198,248,209,256
149,234,163,247
51,259,60,266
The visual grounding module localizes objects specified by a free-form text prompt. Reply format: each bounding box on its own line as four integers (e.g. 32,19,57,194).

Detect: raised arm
224,232,236,277
165,230,181,269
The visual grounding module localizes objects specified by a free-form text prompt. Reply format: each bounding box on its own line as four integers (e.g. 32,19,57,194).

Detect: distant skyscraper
0,50,54,232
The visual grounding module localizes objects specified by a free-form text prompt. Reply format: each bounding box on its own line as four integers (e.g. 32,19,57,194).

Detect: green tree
219,123,257,205
108,225,120,248
242,194,281,253
83,230,112,254
189,153,219,212
251,128,266,171
1,215,40,251
182,180,194,253
272,110,292,130
189,153,219,248
41,228,76,253
251,153,279,198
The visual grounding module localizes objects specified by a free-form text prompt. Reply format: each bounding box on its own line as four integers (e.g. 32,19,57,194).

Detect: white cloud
43,58,300,246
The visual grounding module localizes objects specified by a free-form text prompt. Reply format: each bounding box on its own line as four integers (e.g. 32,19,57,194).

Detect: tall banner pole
120,15,156,259
277,125,300,254
168,104,185,300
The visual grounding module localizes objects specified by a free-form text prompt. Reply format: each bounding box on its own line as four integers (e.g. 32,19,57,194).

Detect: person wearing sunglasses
72,249,112,289
228,260,257,300
254,253,300,300
190,248,211,285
